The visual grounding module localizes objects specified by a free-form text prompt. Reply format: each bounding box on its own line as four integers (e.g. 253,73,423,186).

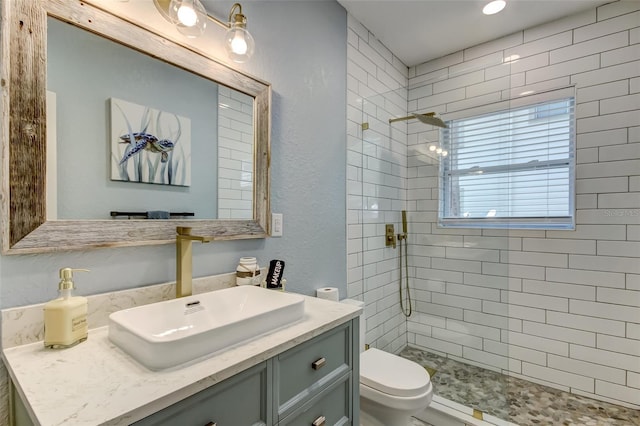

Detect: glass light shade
225,26,255,63
168,0,207,38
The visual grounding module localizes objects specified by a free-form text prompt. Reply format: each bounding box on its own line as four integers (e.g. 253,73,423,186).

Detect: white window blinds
439,96,576,229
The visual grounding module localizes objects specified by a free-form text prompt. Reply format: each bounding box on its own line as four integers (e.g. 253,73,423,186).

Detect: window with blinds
438,97,576,229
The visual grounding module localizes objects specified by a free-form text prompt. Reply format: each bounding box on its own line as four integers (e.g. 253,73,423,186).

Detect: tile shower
347,1,640,423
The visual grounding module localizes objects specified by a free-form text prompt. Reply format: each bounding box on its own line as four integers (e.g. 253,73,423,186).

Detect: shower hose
399,234,412,317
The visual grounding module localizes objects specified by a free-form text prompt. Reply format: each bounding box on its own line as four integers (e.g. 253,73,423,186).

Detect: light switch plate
271,213,283,237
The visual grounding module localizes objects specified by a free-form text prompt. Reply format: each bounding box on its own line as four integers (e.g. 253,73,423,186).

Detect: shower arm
389,112,436,123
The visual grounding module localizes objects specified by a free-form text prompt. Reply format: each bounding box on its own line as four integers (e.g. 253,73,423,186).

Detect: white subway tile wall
347,0,638,409
217,86,254,219
404,1,640,409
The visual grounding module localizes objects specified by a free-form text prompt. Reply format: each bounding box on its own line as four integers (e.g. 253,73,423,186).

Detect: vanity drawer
275,323,351,419
133,362,270,426
279,374,351,426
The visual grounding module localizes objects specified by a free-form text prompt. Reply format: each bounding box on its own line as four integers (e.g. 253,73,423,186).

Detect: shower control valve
385,224,396,249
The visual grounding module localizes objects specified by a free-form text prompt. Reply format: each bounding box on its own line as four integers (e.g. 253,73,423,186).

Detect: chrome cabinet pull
312,415,326,426
311,357,326,370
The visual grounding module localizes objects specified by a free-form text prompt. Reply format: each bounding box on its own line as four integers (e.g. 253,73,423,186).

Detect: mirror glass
47,17,254,220
2,0,270,254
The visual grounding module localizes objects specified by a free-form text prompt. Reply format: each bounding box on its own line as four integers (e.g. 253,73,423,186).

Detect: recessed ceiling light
483,0,506,15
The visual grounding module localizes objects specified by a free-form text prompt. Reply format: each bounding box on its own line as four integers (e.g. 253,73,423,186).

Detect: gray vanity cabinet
133,361,271,426
50,319,357,426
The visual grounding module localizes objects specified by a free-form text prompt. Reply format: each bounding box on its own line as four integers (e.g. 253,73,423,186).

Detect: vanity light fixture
154,0,255,63
482,0,506,15
156,0,208,38
223,3,255,63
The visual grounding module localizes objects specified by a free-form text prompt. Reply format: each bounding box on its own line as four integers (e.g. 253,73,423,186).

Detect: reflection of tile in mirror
217,86,255,219
110,97,191,187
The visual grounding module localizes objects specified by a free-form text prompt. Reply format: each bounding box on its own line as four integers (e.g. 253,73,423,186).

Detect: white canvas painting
110,97,191,187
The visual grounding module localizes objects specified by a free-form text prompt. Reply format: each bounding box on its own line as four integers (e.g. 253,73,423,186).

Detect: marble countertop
3,294,361,426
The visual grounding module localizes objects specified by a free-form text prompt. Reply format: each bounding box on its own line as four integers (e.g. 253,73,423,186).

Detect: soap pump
43,268,90,349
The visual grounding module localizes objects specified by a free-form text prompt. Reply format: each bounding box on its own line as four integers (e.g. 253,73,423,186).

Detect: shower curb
415,395,519,426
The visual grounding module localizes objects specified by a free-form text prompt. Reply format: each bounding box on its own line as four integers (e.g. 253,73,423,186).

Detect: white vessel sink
108,285,305,370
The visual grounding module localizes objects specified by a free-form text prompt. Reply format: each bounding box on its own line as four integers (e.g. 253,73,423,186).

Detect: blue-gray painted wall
0,1,347,308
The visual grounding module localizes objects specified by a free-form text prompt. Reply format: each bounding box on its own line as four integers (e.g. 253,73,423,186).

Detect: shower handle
385,224,397,249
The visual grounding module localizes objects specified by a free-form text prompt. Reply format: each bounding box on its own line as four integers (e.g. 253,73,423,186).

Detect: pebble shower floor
400,347,640,425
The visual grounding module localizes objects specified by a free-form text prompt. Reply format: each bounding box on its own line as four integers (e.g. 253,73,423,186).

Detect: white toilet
343,299,433,426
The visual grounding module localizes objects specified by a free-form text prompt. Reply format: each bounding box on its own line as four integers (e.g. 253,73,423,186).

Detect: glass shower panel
358,88,411,354
357,60,517,424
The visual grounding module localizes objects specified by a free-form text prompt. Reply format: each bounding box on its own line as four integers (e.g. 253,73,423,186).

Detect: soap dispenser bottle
43,268,89,349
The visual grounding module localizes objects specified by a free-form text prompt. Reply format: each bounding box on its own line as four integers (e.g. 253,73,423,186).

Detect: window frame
437,91,577,230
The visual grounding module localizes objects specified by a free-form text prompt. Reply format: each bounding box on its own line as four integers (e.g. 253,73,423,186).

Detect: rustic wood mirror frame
0,0,271,254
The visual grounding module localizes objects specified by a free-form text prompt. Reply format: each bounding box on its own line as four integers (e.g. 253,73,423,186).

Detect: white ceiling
338,0,610,67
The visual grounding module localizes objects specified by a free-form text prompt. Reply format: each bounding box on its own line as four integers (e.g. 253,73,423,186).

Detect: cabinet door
275,323,351,420
278,374,351,426
134,362,271,426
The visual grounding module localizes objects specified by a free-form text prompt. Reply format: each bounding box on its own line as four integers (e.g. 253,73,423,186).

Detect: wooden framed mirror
1,0,271,254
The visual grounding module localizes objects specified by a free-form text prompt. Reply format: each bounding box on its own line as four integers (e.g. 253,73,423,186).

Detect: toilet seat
360,380,433,412
360,348,431,397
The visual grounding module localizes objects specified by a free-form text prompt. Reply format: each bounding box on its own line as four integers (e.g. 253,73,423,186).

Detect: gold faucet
176,227,213,298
